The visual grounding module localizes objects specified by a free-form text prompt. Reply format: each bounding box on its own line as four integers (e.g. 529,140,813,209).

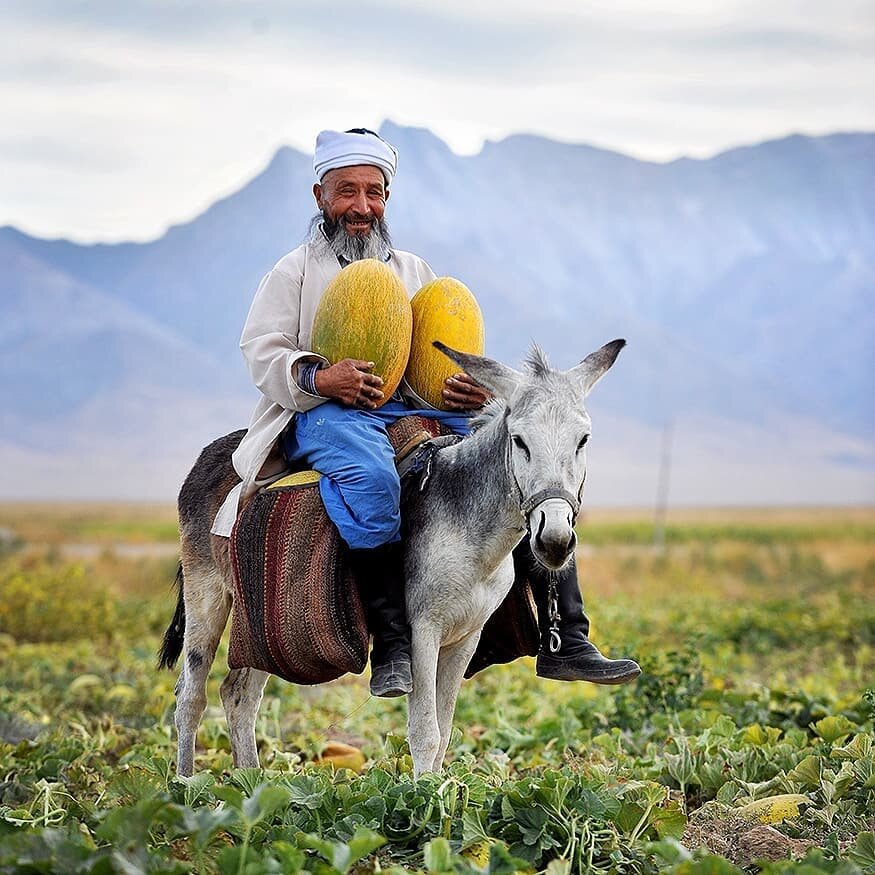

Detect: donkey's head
435,339,625,570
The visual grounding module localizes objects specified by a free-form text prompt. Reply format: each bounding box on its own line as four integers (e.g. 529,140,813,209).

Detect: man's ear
313,182,324,209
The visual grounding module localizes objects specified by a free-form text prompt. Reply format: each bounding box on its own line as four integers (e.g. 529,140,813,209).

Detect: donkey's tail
158,563,186,669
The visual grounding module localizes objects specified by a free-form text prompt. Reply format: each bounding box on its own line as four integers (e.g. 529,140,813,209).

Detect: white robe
211,242,436,536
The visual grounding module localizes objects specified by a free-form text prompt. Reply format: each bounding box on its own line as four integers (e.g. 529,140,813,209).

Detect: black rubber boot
515,541,641,685
349,541,413,697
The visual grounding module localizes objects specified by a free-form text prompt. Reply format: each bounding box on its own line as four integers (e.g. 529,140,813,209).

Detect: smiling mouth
343,216,373,234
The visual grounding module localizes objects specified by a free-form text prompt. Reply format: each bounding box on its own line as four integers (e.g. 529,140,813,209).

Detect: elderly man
213,128,640,697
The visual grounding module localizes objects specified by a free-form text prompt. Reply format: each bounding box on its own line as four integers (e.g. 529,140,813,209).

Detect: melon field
0,504,873,874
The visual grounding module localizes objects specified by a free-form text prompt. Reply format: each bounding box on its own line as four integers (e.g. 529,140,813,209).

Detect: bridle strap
505,433,584,525
519,487,581,520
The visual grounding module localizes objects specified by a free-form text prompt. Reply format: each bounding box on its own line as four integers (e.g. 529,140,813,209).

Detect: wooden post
653,419,673,549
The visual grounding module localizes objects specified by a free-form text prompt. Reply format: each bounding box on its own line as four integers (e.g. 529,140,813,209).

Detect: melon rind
404,277,485,410
311,259,413,408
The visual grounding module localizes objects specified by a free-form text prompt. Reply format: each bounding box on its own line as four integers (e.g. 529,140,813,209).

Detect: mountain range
1,122,873,505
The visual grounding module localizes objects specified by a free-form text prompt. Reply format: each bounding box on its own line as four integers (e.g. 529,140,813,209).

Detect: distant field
579,506,875,547
1,501,872,548
0,501,180,546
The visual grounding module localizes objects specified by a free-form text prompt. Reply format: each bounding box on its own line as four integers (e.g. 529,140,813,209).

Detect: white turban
313,128,398,185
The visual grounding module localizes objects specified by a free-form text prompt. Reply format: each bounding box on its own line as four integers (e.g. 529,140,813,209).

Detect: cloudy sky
1,0,873,242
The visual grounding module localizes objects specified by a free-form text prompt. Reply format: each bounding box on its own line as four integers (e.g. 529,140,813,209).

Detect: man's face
313,165,388,237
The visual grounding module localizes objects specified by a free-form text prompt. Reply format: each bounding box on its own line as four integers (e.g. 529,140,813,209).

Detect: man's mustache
311,209,393,260
341,212,375,224
322,211,376,232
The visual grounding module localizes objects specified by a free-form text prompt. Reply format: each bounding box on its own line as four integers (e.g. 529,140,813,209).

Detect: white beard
308,213,393,263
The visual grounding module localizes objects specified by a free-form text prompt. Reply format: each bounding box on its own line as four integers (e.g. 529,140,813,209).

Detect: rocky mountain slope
2,124,872,503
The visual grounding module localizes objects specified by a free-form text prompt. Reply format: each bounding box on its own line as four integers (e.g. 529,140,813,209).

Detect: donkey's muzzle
529,498,577,570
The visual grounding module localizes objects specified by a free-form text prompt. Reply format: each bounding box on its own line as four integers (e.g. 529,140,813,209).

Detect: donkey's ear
570,338,626,397
433,341,522,401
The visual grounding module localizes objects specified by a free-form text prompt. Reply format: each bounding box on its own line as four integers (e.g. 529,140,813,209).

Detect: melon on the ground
313,741,366,772
311,259,413,407
403,277,485,410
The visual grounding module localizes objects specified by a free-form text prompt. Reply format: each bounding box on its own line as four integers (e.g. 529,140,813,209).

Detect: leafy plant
0,507,872,872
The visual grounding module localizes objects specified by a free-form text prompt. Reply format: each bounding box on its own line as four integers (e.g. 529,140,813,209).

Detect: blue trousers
281,400,472,549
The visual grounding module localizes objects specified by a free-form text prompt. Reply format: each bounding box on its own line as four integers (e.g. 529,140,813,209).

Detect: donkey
160,339,624,778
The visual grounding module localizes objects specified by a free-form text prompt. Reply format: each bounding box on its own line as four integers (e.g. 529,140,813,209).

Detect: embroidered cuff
296,362,323,397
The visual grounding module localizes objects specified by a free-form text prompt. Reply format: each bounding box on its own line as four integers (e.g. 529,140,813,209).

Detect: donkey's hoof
370,659,413,697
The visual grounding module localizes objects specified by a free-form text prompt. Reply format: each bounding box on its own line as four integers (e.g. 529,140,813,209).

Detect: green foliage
0,509,872,872
612,644,705,730
578,518,875,548
0,558,117,643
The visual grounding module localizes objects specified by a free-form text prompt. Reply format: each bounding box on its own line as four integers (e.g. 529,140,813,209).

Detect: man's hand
315,359,385,409
442,373,492,411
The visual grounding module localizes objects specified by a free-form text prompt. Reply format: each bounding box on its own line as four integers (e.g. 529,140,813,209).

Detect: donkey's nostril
534,510,547,552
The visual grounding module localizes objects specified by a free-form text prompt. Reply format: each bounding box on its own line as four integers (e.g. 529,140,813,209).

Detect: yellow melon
311,259,413,407
403,277,485,410
313,741,367,773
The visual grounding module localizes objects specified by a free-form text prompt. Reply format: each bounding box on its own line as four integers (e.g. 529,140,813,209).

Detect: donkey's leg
175,564,231,777
220,667,270,768
432,632,482,771
407,622,442,778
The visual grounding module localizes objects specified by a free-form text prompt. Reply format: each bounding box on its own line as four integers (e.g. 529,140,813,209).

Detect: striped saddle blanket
228,415,538,685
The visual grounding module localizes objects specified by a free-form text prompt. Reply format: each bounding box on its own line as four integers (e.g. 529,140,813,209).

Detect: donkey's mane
522,345,551,378
469,397,506,430
468,345,555,430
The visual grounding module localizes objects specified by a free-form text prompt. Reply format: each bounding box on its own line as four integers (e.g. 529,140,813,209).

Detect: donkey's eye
512,435,531,460
577,434,590,451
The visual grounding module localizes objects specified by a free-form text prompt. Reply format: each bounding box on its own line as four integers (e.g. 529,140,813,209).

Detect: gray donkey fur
161,339,624,778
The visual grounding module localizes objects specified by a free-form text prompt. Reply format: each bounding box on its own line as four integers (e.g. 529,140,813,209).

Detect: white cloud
0,1,872,240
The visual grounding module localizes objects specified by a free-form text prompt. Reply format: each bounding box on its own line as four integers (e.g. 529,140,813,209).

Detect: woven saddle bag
228,415,538,685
